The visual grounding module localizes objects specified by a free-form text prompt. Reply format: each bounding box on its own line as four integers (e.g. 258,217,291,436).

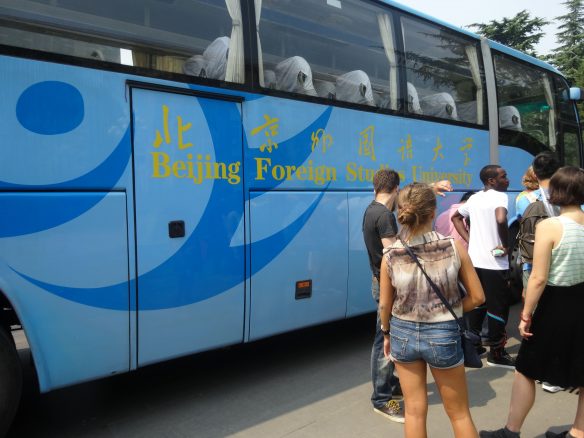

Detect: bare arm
379,257,395,357
519,219,557,338
495,207,509,252
381,236,396,248
452,211,469,243
455,240,485,311
523,219,555,315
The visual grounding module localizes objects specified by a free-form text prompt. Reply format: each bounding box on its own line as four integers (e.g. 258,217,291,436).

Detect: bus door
131,86,245,366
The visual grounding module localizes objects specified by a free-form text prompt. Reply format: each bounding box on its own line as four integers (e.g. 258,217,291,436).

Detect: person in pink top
435,191,475,249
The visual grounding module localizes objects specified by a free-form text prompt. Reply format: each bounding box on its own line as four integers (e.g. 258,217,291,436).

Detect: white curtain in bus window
401,16,486,124
464,46,484,125
255,0,265,87
225,0,244,83
542,75,557,149
257,0,399,108
377,14,398,111
494,54,556,154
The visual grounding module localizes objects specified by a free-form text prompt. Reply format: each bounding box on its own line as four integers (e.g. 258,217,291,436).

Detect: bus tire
0,326,22,437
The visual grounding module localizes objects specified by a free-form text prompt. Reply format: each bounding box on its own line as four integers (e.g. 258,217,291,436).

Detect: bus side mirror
569,87,584,101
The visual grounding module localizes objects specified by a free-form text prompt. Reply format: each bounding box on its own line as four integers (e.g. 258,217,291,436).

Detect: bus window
0,0,244,83
494,54,556,154
256,0,400,110
563,127,582,166
401,16,487,126
554,74,582,166
554,74,579,123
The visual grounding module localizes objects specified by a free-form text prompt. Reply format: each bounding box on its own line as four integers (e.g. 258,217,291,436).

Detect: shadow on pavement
8,314,377,438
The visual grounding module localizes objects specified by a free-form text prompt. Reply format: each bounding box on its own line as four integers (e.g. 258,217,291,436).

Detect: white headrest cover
315,80,336,99
275,56,317,96
335,70,374,106
203,36,230,80
183,55,207,77
420,92,458,119
499,105,522,131
264,69,276,89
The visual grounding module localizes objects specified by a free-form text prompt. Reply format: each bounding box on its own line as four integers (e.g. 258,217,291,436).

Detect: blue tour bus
0,0,582,432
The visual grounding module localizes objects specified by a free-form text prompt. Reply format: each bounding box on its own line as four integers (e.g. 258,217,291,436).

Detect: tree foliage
548,0,584,83
468,10,549,57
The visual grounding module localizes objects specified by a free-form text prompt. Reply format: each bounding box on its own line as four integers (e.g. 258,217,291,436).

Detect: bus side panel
0,192,130,392
131,89,245,366
248,191,348,341
346,193,377,317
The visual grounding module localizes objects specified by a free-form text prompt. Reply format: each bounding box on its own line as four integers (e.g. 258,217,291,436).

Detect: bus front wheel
0,326,22,437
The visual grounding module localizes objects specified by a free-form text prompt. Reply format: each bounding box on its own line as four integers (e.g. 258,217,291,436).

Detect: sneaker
545,431,573,438
373,400,405,424
486,350,515,370
392,382,404,401
542,382,564,393
479,427,520,438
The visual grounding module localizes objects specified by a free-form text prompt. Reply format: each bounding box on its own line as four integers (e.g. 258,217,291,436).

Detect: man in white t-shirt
452,165,515,369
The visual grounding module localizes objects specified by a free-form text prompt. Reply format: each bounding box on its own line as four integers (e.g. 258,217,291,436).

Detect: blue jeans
390,317,463,369
371,277,399,409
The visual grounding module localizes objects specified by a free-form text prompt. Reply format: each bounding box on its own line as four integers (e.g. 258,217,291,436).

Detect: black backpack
517,200,549,263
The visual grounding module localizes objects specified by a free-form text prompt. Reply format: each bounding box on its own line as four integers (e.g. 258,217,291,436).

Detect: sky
397,0,566,56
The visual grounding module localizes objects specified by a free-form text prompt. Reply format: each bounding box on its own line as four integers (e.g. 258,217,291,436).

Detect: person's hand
519,315,532,340
431,180,453,197
492,245,508,257
383,335,391,358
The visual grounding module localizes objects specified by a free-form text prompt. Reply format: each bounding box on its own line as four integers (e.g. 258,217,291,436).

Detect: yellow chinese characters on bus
398,134,414,160
460,137,473,166
251,114,280,153
359,126,376,161
150,104,241,185
254,124,337,185
311,128,333,154
432,137,444,161
153,104,193,150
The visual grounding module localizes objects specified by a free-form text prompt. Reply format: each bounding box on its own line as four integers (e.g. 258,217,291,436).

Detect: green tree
468,10,549,57
548,0,584,84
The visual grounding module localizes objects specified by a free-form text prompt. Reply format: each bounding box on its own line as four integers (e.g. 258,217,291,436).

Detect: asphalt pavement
7,302,579,438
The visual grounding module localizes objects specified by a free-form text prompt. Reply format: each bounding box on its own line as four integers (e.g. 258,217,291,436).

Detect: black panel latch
168,220,185,238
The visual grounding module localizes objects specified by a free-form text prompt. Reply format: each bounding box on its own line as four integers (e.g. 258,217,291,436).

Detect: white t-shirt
457,189,509,270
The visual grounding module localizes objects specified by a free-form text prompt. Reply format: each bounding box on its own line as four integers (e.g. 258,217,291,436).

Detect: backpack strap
539,187,558,217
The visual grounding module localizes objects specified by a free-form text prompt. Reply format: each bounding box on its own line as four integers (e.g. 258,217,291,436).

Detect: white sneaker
542,382,564,393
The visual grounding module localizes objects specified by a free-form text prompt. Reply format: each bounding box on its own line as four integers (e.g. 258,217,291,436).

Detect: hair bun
397,206,417,226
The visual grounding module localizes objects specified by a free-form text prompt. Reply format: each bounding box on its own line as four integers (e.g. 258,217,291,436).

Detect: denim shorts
389,317,464,369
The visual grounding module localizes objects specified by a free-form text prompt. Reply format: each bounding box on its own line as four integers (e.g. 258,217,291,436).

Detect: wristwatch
380,324,390,336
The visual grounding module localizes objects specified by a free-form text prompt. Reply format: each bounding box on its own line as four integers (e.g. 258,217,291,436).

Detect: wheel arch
0,287,40,390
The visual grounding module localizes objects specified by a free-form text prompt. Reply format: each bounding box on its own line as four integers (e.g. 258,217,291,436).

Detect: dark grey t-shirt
362,200,398,279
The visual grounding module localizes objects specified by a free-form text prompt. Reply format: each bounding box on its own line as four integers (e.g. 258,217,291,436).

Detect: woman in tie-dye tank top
378,182,485,438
